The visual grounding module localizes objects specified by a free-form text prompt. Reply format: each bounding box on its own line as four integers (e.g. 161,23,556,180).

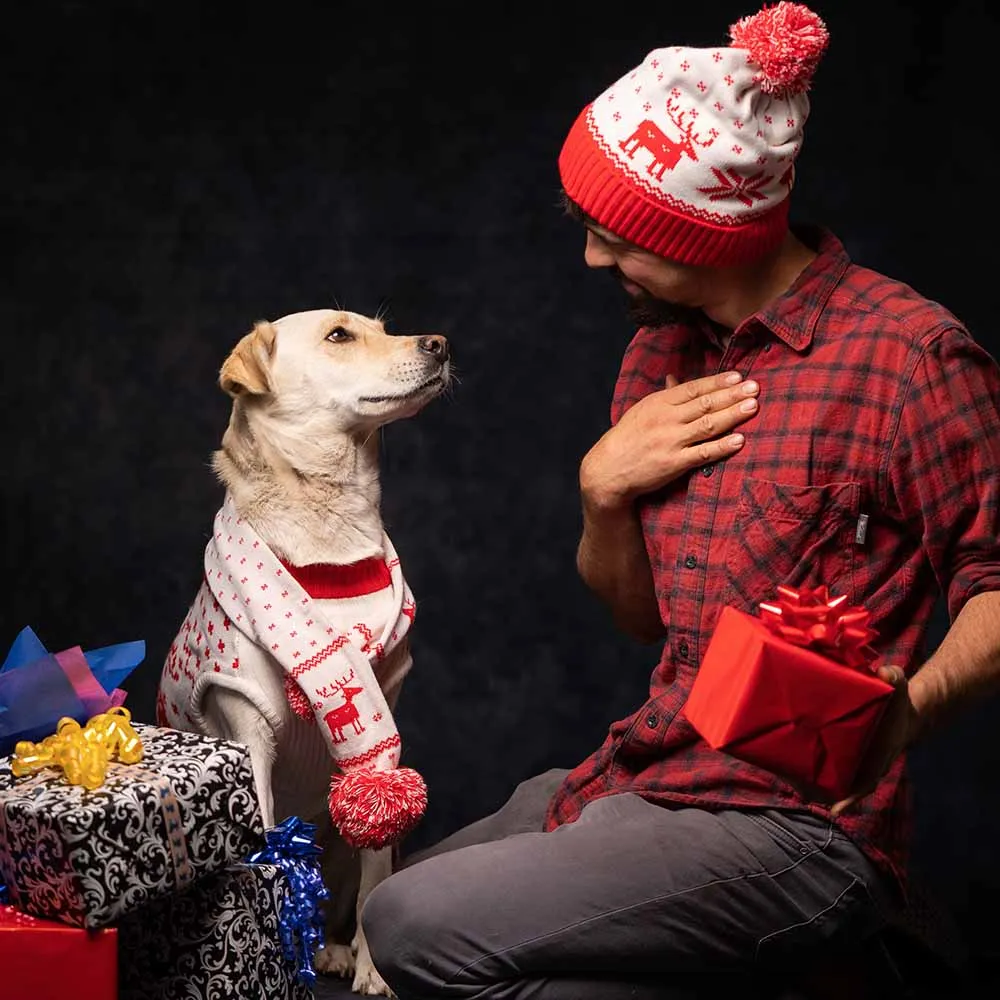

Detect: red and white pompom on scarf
171,494,426,850
558,2,830,266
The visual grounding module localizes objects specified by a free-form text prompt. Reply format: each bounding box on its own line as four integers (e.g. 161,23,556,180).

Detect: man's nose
584,230,615,269
418,334,450,362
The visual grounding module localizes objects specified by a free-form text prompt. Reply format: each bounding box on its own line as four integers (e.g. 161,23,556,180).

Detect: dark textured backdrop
5,0,1000,986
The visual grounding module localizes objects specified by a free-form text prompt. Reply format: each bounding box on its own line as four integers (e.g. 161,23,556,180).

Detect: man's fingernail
724,371,742,384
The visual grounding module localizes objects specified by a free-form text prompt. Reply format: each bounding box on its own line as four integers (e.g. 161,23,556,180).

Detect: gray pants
361,769,896,999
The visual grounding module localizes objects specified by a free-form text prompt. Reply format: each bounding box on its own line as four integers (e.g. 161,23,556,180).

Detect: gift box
118,862,316,1000
683,587,894,800
0,903,117,1000
0,724,264,929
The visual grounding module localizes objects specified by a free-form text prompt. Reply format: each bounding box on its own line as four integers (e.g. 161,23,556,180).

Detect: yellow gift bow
10,706,144,789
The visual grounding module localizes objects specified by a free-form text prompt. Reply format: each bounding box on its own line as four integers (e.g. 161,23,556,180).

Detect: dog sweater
157,493,426,848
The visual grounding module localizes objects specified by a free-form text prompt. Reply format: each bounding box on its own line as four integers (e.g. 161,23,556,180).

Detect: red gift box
0,904,117,1000
683,587,894,800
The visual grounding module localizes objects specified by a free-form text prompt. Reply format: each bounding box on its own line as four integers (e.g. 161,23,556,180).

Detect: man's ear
219,321,277,397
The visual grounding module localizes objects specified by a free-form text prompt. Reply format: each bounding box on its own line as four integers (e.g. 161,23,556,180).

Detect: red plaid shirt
544,228,1000,890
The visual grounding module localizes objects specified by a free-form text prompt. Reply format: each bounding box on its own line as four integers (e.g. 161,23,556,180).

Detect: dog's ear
219,321,277,397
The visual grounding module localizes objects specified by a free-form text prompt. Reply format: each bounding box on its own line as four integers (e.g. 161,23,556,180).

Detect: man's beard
615,271,701,328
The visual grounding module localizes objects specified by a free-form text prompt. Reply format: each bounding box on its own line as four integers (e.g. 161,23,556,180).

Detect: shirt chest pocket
723,478,862,613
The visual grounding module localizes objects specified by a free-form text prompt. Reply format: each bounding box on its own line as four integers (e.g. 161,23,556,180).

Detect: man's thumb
665,373,679,389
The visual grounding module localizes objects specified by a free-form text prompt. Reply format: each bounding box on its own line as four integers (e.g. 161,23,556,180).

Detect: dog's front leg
201,685,277,828
351,847,395,996
314,821,361,982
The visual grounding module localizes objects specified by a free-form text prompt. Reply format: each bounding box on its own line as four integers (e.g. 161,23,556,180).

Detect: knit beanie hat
558,2,830,266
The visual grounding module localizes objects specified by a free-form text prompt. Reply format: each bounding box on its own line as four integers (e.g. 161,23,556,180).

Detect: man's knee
361,868,449,994
360,876,410,981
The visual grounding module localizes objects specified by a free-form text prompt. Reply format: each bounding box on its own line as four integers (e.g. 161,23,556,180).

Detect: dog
157,308,450,995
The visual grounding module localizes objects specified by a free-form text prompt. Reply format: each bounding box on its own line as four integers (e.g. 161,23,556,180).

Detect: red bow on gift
758,585,879,670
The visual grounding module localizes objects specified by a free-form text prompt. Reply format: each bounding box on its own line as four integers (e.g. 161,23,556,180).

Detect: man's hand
830,665,919,816
580,370,759,509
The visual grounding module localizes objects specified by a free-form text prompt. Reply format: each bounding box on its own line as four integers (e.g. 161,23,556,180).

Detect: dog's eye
326,327,354,343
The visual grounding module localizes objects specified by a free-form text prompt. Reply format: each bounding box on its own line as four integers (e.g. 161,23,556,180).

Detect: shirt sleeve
887,325,1000,620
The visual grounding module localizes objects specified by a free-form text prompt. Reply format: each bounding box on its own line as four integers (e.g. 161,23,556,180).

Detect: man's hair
559,189,589,227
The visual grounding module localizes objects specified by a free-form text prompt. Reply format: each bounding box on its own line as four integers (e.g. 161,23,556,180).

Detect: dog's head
218,309,450,432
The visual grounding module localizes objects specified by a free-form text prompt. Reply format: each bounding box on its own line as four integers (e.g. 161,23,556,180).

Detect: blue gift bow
247,816,330,987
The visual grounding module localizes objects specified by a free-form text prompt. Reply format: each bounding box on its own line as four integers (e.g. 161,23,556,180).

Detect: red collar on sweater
279,556,391,599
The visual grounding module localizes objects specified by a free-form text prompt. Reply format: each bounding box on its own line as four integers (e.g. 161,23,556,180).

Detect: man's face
583,224,704,327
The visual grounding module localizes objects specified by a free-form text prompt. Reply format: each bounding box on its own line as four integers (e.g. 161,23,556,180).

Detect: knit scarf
203,492,415,773
179,493,427,848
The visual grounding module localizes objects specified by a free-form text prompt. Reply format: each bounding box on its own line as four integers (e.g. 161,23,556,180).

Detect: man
361,4,1000,997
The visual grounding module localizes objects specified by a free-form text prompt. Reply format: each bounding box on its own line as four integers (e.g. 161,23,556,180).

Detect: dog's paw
351,955,394,997
314,943,355,978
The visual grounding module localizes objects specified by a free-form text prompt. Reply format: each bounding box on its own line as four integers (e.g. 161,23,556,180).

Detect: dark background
4,0,1000,990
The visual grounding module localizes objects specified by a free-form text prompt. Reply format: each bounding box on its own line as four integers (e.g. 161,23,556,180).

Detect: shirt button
702,465,715,477
678,641,689,659
684,554,698,569
764,342,773,352
645,713,659,729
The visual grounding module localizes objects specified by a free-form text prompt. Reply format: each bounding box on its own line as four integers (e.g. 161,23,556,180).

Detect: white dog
158,309,450,995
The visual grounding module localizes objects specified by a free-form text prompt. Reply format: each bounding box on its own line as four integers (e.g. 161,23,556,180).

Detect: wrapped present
683,586,894,800
0,626,145,757
0,903,117,1000
118,860,319,1000
0,723,264,929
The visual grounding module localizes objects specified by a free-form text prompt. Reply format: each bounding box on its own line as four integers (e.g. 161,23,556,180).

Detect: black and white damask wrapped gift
0,724,264,929
118,862,314,1000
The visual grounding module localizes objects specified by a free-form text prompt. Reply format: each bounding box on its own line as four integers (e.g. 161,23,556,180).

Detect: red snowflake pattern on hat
698,167,773,206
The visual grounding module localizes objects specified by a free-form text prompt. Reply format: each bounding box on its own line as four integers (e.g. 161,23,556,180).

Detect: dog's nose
418,335,450,362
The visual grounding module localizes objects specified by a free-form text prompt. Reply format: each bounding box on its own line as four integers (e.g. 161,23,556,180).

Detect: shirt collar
739,226,852,352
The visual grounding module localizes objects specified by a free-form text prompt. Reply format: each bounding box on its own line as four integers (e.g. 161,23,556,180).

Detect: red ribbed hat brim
558,108,790,267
